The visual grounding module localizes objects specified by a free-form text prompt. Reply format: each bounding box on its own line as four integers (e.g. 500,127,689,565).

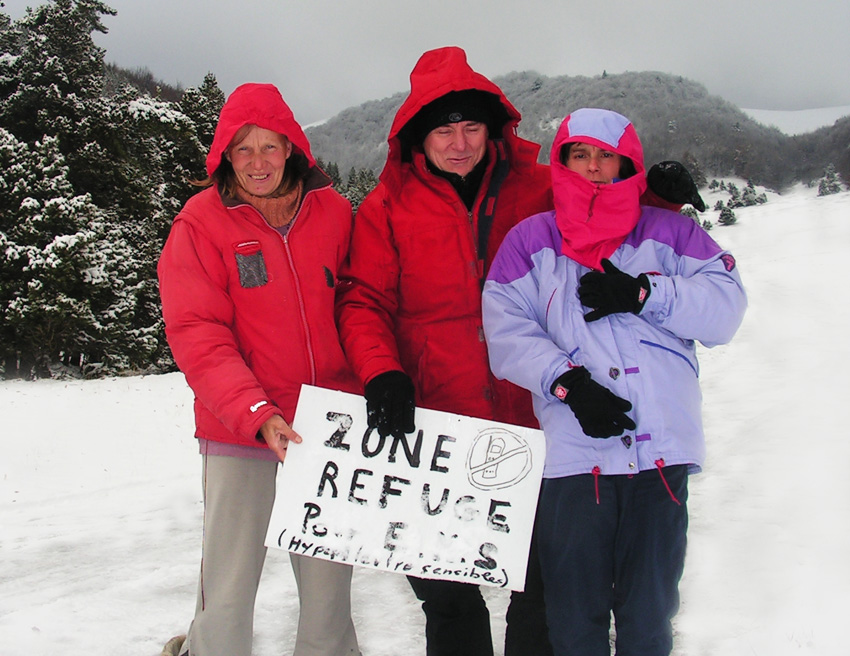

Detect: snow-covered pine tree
0,129,117,377
718,206,738,226
818,164,843,196
179,72,225,152
726,182,743,208
740,180,768,206
0,1,210,377
343,167,378,212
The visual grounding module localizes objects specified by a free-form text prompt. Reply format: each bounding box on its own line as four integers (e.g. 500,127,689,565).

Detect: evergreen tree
740,180,768,206
726,182,743,208
0,0,114,143
0,2,208,377
316,157,343,188
818,164,843,196
179,72,225,152
0,130,116,377
343,166,378,212
718,206,738,226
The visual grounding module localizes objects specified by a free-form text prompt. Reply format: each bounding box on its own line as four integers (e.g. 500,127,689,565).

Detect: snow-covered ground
2,184,849,655
741,105,850,135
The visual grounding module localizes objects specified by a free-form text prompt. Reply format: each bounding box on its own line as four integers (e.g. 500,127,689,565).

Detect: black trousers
407,526,553,656
537,466,689,656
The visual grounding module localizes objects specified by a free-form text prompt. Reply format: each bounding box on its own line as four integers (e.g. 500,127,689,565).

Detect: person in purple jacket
481,107,747,655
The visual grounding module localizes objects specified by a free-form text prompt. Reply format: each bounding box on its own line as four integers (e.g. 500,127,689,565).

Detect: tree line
0,0,375,379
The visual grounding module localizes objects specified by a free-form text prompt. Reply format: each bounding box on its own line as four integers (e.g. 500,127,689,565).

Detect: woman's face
226,125,292,197
563,142,622,184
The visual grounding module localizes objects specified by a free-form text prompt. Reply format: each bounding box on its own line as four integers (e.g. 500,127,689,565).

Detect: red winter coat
158,83,359,449
336,47,553,428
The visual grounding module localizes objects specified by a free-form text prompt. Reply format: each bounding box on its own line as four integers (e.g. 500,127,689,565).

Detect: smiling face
563,142,623,184
226,125,292,197
422,120,489,178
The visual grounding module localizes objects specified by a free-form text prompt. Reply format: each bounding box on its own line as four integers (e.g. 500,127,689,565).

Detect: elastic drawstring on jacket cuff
655,459,682,506
592,466,601,505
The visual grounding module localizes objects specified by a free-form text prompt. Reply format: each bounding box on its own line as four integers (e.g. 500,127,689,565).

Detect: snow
2,185,849,655
740,105,850,135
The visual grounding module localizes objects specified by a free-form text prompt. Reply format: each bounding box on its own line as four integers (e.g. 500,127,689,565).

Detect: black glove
551,367,636,438
364,370,416,438
578,259,650,322
647,161,707,212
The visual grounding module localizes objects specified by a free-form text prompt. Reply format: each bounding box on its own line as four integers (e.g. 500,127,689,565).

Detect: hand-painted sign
265,386,545,591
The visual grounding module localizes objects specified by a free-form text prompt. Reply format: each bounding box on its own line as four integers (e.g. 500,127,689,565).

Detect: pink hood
550,108,648,270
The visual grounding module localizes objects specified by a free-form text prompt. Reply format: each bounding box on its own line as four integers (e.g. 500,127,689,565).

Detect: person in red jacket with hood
336,45,555,656
158,83,361,656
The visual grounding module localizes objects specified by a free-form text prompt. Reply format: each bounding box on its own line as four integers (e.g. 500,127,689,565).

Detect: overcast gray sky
4,0,850,125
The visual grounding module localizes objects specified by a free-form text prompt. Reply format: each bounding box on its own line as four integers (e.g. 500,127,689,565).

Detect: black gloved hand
551,367,636,438
578,259,650,322
364,370,416,438
647,161,707,212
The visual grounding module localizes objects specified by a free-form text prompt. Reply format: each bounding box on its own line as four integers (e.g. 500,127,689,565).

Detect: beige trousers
180,454,359,656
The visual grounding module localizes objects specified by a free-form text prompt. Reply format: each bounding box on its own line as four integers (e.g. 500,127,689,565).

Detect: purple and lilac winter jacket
482,109,747,479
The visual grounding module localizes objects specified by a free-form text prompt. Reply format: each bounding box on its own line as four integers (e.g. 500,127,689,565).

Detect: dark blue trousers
537,466,689,656
407,521,554,656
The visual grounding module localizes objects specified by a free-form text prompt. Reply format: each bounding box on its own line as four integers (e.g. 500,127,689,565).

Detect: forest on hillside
307,70,850,191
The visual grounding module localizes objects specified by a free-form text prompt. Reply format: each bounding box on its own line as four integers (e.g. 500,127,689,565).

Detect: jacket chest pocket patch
234,241,269,288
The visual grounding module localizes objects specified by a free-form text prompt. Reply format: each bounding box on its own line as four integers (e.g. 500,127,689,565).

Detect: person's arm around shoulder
336,185,406,384
636,212,747,346
482,217,575,400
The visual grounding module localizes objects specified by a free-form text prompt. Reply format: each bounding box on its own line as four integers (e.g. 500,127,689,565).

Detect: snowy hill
2,185,849,655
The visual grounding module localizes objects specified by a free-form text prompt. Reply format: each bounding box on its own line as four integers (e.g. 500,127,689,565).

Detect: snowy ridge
740,105,850,135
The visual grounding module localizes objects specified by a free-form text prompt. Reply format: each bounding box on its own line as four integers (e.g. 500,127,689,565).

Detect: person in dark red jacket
158,83,361,656
336,45,555,656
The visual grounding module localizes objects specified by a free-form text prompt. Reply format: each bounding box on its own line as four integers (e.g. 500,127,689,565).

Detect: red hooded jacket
158,83,359,449
336,47,553,427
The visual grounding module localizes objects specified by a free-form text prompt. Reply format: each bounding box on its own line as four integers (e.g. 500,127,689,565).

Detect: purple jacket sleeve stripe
626,207,723,261
487,212,560,285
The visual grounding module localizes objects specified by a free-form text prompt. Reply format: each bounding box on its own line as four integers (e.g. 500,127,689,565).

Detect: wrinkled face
563,142,622,184
422,121,488,178
226,125,292,197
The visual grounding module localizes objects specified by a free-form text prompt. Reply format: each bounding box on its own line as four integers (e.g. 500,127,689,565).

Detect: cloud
4,0,849,122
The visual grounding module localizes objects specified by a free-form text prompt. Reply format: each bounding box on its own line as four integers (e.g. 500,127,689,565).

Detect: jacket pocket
639,339,699,377
234,241,268,288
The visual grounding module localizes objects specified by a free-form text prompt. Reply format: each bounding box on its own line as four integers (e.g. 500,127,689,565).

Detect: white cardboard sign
265,385,545,591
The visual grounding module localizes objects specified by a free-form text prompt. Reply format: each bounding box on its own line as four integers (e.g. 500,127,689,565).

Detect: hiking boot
160,635,186,656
